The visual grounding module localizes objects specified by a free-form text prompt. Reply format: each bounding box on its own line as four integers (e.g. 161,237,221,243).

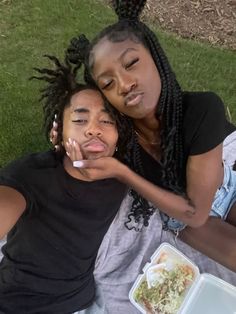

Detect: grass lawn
0,0,235,167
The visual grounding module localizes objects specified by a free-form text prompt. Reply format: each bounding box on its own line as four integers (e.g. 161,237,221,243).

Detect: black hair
66,1,186,230
30,49,131,163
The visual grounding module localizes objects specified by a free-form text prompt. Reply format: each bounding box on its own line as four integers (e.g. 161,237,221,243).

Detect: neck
133,113,161,144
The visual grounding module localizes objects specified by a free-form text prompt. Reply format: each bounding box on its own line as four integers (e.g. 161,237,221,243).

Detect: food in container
129,243,199,314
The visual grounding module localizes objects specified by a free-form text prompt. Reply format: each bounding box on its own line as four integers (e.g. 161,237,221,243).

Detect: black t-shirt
0,151,127,313
140,92,236,187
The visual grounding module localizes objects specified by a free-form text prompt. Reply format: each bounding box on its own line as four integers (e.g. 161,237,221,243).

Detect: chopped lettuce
134,264,194,314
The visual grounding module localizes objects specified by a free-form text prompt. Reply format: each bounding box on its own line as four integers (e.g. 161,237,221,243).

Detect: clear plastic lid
179,273,236,314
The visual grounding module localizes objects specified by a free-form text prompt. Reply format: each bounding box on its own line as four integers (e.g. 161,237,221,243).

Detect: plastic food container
129,243,236,314
179,273,236,314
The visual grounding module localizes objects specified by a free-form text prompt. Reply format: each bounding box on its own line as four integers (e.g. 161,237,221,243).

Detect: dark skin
180,214,236,272
51,38,236,271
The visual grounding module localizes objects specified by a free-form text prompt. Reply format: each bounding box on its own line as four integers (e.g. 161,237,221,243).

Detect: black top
140,91,236,187
0,151,127,313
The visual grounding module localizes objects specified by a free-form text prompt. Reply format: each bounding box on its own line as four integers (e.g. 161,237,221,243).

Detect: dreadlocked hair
30,53,99,153
66,34,94,86
103,100,134,164
66,0,186,230
31,51,132,165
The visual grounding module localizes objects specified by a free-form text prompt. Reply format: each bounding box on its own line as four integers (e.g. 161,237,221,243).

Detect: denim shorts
160,164,236,233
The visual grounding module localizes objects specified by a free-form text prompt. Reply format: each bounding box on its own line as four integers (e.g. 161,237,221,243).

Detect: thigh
179,217,236,272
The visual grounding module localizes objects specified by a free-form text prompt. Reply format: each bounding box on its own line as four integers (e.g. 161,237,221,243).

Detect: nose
85,121,102,137
118,72,136,95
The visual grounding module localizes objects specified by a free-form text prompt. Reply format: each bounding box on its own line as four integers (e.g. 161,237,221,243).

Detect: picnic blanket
86,193,236,314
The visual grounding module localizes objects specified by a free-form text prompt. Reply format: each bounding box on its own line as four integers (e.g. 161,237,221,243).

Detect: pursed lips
125,92,144,107
82,138,107,152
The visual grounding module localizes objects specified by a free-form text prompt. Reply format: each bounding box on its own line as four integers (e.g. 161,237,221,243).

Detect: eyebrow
73,108,89,113
73,108,108,114
96,47,138,82
118,47,138,62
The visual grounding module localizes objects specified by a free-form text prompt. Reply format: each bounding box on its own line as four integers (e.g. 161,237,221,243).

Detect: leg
226,202,236,227
179,216,236,272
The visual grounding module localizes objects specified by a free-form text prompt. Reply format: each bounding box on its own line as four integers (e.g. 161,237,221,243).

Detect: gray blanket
86,194,236,314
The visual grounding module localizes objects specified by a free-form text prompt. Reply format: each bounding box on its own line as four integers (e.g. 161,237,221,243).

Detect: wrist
115,162,131,183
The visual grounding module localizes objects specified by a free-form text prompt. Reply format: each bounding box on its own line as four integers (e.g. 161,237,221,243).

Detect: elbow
185,210,209,228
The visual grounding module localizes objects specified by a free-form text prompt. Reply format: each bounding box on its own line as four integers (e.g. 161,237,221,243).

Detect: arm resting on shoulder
73,144,223,228
117,144,223,228
0,186,26,239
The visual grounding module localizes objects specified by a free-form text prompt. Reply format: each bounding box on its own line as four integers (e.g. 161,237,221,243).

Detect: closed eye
72,119,87,124
101,80,113,90
100,120,115,125
125,58,139,69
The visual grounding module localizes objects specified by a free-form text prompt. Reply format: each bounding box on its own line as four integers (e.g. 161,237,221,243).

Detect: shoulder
0,150,59,183
182,92,230,155
1,150,57,171
182,91,225,118
0,150,60,210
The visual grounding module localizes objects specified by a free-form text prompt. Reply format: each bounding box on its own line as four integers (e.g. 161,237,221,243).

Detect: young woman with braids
52,0,236,273
0,54,130,313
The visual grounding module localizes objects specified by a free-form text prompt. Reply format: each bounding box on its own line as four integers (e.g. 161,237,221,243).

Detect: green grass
0,0,235,167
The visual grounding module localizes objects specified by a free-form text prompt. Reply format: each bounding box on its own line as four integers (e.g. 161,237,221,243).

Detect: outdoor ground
0,0,235,167
143,0,236,51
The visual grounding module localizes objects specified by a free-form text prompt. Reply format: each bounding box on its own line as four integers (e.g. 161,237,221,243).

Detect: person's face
62,89,118,160
91,37,162,119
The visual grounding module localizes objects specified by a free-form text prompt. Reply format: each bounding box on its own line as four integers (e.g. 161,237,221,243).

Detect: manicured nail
53,121,57,128
73,161,84,168
68,138,73,144
73,140,76,147
54,114,57,120
66,151,70,156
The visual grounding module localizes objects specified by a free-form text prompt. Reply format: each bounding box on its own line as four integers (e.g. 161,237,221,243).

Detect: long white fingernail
68,138,73,144
53,121,57,128
66,151,70,156
73,161,84,168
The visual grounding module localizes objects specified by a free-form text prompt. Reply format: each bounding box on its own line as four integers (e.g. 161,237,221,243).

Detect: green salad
134,263,194,314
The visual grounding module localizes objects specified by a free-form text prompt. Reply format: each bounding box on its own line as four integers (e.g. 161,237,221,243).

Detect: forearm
118,165,209,228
